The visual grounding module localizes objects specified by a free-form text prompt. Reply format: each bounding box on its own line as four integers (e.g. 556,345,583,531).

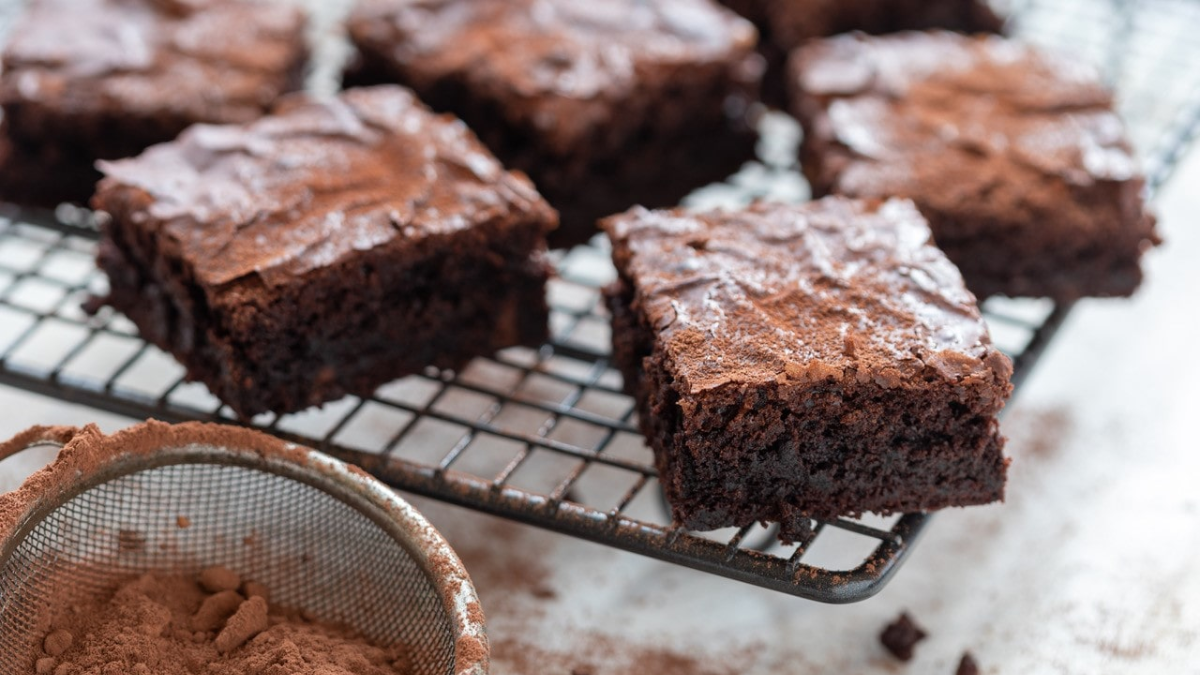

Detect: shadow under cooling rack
0,0,1198,602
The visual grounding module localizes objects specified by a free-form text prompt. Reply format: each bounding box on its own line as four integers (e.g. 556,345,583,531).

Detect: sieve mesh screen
0,458,457,675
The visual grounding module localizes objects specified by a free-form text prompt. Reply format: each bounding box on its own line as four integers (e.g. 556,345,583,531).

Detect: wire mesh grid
0,0,1197,603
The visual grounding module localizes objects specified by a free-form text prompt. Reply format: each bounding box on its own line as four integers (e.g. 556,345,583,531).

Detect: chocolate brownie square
790,32,1159,300
720,0,1003,104
604,197,1011,540
0,0,309,207
94,86,557,418
345,0,763,247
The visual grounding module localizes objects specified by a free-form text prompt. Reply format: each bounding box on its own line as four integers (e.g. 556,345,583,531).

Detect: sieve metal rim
0,421,488,675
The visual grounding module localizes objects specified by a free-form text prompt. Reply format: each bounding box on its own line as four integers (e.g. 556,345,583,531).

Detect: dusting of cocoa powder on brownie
956,652,980,675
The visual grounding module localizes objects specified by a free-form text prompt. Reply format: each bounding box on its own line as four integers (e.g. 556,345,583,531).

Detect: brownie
94,86,557,418
0,0,309,207
956,652,981,675
344,0,763,248
790,32,1159,301
719,0,1003,104
880,612,927,661
0,124,104,210
604,197,1011,540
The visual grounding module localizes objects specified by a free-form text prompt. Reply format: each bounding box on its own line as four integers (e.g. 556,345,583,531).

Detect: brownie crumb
956,652,980,675
880,612,927,661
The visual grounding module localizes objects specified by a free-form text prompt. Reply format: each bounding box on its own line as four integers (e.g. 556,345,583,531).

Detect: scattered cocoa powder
1009,406,1074,460
28,570,411,675
455,635,488,673
418,500,761,674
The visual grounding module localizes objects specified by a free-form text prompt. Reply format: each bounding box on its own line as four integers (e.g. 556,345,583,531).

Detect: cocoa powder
28,567,411,675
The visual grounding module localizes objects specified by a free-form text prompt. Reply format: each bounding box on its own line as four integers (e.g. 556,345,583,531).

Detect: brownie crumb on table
94,85,557,418
720,0,1003,103
956,651,981,675
790,31,1159,301
345,0,763,247
0,0,308,207
880,612,928,662
604,197,1011,539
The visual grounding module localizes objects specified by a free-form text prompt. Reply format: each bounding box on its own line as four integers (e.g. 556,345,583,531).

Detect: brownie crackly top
1,0,305,123
794,32,1142,206
97,86,555,289
605,198,1011,393
348,0,758,154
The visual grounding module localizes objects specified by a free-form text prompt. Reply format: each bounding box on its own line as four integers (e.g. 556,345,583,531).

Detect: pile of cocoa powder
28,567,411,675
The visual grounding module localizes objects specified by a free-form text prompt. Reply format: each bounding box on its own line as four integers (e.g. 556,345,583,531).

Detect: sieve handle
0,425,82,462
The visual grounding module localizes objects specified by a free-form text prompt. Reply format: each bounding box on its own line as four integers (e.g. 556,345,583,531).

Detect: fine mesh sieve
0,421,488,675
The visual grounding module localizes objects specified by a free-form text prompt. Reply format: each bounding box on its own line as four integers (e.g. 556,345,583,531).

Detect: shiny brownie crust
604,198,1012,540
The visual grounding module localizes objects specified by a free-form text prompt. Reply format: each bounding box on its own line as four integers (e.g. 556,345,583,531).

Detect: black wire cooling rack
0,0,1198,603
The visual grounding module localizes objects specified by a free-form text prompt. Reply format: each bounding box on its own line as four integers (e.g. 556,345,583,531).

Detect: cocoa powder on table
29,567,411,675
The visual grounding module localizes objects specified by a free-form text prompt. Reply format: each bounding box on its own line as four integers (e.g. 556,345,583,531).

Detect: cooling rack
0,0,1198,603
